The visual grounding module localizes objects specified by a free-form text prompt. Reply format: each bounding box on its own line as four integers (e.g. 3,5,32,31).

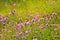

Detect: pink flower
24,21,30,25
43,13,48,17
0,15,3,22
45,23,48,26
13,3,16,6
38,18,44,21
39,24,44,29
24,31,28,34
33,37,38,40
9,9,15,15
51,12,56,15
0,15,2,20
0,34,2,37
16,23,23,28
14,27,19,30
4,16,8,21
30,19,35,22
19,32,22,35
1,29,7,32
13,32,19,38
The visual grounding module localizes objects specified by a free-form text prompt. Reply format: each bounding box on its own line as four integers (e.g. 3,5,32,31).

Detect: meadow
0,0,60,40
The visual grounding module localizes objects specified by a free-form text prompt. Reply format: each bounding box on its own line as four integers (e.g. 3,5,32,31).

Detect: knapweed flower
19,32,22,35
16,23,24,28
0,15,2,20
24,21,30,25
14,27,19,31
51,12,56,15
19,18,22,22
38,18,44,21
1,29,7,32
43,13,48,17
45,23,48,26
50,24,58,26
13,3,16,6
9,9,15,15
0,34,2,37
24,31,28,34
30,19,35,22
13,32,19,38
0,15,3,22
4,16,8,21
33,37,38,40
22,36,27,40
39,24,44,29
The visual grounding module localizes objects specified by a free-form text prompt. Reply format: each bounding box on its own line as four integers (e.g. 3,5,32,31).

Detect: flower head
33,37,38,40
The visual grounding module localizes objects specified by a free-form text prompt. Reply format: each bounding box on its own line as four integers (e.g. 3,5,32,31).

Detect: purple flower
22,36,27,40
4,16,8,21
14,27,19,30
43,13,48,17
51,12,56,15
9,9,15,15
16,23,23,28
24,21,30,25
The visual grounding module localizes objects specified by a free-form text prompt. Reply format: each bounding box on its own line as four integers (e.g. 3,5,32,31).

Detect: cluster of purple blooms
0,11,58,40
0,15,8,25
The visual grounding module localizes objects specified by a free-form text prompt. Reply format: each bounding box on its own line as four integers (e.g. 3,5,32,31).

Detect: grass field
0,0,60,40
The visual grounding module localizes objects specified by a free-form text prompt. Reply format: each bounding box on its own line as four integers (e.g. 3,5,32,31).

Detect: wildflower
0,34,2,37
39,24,44,29
50,24,58,26
33,37,38,40
43,13,48,17
0,15,2,20
13,32,19,38
9,9,15,15
0,15,3,22
4,16,8,21
44,17,48,21
30,19,35,22
19,18,22,22
51,12,56,15
24,31,28,34
13,3,16,6
50,12,57,19
14,27,19,31
16,23,23,28
24,21,30,25
22,36,27,40
38,18,44,21
1,29,7,32
19,32,22,35
45,23,48,26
